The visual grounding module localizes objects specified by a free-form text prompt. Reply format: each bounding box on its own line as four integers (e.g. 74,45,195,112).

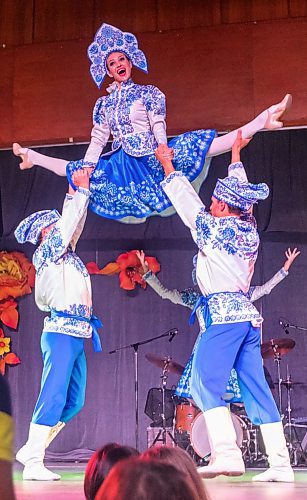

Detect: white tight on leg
207,112,268,157
207,94,292,157
15,94,291,173
26,149,67,176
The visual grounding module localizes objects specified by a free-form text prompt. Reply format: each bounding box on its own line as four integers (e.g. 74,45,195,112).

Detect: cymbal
261,338,295,359
145,353,184,375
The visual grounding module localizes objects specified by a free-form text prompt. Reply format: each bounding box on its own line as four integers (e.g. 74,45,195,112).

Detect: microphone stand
109,328,178,450
280,320,307,334
286,323,307,332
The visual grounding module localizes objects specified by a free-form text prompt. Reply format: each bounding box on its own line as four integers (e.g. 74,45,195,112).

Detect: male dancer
138,248,299,401
14,169,102,481
155,132,294,482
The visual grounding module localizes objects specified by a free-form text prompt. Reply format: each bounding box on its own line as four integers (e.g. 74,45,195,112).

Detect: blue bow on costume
51,310,103,352
189,295,214,329
189,291,247,330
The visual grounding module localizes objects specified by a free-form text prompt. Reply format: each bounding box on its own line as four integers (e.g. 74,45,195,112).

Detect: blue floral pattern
181,288,200,307
44,303,93,339
33,226,89,278
213,172,269,211
201,292,262,325
195,208,259,260
66,79,216,221
67,129,215,220
176,342,242,401
93,80,166,156
88,23,148,88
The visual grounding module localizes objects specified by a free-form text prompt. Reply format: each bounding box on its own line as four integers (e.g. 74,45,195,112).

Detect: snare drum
175,402,200,434
190,411,249,459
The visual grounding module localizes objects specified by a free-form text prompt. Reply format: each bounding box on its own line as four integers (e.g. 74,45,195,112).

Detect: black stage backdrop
1,129,307,456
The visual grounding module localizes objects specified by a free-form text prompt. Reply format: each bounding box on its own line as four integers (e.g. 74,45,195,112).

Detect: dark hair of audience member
141,445,206,499
95,458,205,500
84,442,139,500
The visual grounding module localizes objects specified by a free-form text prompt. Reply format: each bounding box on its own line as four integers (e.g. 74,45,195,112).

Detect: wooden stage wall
0,0,307,147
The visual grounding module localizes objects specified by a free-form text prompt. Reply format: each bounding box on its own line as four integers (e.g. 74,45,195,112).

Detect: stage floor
13,464,307,500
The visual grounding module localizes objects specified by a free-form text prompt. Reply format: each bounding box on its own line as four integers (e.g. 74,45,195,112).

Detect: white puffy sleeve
143,86,167,144
61,193,88,251
83,97,111,166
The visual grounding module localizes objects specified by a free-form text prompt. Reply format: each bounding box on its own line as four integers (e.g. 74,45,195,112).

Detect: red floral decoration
86,250,160,291
0,251,35,301
0,251,34,372
0,327,20,375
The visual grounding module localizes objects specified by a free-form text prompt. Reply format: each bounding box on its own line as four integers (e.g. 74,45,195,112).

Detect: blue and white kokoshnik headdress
213,161,269,211
88,23,148,88
14,210,60,245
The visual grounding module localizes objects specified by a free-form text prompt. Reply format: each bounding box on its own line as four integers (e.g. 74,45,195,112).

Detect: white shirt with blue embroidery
144,267,288,329
144,268,287,398
162,170,266,326
84,79,167,165
33,188,93,339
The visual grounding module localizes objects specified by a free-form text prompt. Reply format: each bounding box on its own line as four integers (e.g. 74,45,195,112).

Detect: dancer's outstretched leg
207,94,292,157
13,143,67,176
13,94,291,177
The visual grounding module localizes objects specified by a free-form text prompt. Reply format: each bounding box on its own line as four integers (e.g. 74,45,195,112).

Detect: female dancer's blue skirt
66,129,215,223
176,340,242,404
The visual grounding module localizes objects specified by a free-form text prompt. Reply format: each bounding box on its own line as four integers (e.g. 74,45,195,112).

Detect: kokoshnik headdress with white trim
88,23,148,88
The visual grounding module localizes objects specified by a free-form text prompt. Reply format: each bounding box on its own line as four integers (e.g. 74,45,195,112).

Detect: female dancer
13,23,291,223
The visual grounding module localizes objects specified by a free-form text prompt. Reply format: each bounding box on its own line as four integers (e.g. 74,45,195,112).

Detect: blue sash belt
50,309,103,352
189,291,244,329
189,294,214,329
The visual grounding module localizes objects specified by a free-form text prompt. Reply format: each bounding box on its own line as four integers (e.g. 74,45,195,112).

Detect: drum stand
282,371,307,465
152,358,178,447
272,344,283,416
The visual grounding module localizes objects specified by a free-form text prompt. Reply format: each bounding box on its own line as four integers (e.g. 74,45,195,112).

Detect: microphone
169,328,178,342
279,319,289,334
279,319,290,328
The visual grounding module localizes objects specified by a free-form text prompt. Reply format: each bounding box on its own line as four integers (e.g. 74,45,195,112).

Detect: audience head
95,457,204,500
84,442,139,500
141,445,206,499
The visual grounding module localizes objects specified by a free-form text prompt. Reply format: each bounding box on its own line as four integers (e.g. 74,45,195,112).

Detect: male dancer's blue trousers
32,332,86,426
190,321,280,425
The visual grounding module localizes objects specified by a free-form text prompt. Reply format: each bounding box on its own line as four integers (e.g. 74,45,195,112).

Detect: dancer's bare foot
264,94,292,130
12,143,33,170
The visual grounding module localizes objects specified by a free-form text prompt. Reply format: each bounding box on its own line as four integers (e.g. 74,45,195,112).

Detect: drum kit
145,337,307,466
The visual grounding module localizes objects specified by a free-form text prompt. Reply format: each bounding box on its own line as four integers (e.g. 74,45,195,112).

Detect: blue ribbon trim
189,295,213,329
189,291,245,329
50,309,103,352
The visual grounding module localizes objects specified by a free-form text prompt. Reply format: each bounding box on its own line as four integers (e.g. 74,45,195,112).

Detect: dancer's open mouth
118,68,126,76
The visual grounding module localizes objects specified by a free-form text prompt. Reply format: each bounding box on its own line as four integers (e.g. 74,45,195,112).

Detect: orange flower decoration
0,251,35,301
0,329,20,375
87,250,160,291
0,336,10,356
0,298,19,329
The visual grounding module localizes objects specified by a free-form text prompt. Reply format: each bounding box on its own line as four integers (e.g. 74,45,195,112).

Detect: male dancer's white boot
197,406,245,478
252,421,294,482
16,423,60,480
45,421,66,449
